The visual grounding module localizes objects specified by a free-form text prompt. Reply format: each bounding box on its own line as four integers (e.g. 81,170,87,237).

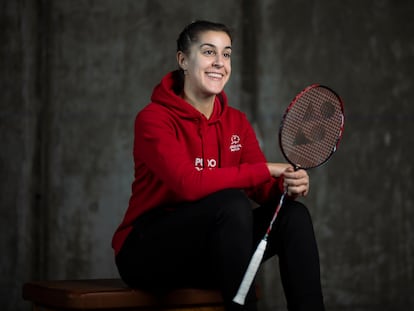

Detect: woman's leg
253,199,325,311
116,189,257,310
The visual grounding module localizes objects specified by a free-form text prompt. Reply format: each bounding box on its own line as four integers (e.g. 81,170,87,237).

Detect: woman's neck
182,92,215,119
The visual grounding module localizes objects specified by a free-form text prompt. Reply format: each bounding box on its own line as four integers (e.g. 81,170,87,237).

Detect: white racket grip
233,239,267,305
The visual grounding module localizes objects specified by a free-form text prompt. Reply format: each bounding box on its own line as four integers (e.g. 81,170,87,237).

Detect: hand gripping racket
233,84,345,305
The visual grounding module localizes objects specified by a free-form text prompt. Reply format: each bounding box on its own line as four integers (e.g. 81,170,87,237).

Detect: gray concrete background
1,0,413,310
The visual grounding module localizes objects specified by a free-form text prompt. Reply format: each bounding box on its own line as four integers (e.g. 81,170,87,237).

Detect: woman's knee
281,200,314,228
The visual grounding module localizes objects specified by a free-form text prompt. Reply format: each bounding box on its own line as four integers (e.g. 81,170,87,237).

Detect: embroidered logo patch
230,134,242,152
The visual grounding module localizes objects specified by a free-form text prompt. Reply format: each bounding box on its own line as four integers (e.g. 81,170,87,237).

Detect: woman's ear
176,51,188,71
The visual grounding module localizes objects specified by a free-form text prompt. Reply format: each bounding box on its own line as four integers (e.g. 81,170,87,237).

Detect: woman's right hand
267,163,310,197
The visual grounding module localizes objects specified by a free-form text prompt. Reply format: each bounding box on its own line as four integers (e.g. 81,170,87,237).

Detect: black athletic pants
116,189,325,311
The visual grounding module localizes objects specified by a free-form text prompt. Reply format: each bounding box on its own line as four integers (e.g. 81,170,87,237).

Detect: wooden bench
22,279,227,311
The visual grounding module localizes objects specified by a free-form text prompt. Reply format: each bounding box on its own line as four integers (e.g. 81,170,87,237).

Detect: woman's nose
213,55,224,67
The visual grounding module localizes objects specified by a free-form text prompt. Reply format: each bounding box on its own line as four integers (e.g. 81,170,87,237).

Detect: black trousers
116,189,325,311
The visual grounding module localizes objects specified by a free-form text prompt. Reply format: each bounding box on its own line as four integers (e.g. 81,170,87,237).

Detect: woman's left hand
282,166,310,198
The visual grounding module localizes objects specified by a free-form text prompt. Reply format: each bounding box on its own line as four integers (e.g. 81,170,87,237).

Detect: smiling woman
112,20,325,311
177,29,232,118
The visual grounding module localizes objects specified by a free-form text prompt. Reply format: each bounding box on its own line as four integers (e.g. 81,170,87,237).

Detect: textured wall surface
1,1,413,310
255,1,414,310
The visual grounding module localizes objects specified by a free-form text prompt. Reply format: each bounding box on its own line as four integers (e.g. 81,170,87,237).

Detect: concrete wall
1,0,413,310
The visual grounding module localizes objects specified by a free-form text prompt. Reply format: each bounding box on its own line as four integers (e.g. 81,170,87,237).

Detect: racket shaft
233,239,267,305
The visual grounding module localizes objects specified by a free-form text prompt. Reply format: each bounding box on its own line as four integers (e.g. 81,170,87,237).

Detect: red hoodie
112,71,284,255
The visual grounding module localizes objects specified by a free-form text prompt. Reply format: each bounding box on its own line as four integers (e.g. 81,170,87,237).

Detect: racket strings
281,87,343,169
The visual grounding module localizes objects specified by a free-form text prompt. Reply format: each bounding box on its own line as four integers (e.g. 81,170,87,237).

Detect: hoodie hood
150,71,228,122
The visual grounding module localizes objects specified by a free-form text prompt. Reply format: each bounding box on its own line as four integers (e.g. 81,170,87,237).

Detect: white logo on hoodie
230,135,242,152
195,158,217,171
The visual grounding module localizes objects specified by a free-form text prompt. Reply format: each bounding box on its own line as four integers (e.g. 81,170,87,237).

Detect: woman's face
178,30,232,98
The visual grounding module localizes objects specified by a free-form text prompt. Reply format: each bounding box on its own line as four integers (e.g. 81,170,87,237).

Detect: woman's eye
203,49,215,56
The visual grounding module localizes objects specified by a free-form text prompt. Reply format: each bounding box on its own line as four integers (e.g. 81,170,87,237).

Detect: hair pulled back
177,20,232,54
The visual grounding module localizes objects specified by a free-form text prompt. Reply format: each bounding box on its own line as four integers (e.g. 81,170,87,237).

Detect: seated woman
112,20,325,311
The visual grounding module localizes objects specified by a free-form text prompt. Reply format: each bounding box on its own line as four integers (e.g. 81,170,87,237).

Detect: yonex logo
293,101,336,146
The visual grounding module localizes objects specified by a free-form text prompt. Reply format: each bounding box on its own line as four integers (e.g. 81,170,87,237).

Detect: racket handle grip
233,239,267,305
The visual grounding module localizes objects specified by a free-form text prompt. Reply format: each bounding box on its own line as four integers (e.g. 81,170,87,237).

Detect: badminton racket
233,84,345,305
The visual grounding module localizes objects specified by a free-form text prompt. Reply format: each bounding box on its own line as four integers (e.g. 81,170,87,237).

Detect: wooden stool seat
22,279,226,311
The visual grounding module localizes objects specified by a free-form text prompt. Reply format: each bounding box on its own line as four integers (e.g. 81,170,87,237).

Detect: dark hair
176,20,233,54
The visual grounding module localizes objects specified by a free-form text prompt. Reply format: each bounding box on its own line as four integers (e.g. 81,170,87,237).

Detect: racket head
279,84,344,170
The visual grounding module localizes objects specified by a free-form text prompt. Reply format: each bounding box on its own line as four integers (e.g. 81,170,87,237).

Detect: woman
113,20,325,311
